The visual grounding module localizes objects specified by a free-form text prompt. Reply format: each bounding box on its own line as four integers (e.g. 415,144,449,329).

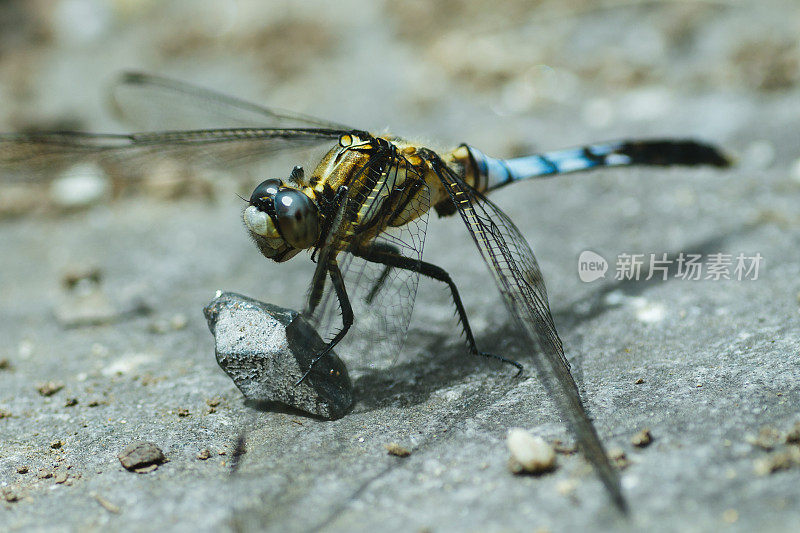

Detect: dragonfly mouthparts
244,205,279,238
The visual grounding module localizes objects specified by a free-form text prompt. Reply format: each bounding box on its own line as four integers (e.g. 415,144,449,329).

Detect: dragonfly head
243,172,321,262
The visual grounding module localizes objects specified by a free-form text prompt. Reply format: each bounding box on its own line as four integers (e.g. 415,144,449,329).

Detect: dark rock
203,292,353,420
118,442,166,473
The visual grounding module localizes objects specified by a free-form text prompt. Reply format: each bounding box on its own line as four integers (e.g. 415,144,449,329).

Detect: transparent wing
429,156,626,510
0,128,347,182
309,151,430,371
109,72,353,131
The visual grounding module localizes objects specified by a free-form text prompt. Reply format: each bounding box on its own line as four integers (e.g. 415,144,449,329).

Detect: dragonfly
0,73,729,511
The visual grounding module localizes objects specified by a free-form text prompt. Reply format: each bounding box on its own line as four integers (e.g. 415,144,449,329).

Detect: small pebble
0,358,10,370
176,408,190,418
93,493,121,514
62,266,102,289
552,439,577,455
49,163,110,208
16,466,28,474
507,428,556,475
64,398,79,407
118,441,167,473
753,447,800,476
51,440,65,449
747,426,781,450
0,409,12,419
385,443,411,457
37,382,64,397
38,470,53,479
196,449,211,460
556,479,578,497
55,472,68,484
608,447,630,469
2,488,20,502
205,397,221,414
634,378,644,385
631,428,653,447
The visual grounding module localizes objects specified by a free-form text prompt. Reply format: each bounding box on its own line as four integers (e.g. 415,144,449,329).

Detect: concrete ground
1,1,799,531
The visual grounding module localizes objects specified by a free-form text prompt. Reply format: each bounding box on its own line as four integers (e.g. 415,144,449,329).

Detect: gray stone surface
204,292,353,420
1,1,799,532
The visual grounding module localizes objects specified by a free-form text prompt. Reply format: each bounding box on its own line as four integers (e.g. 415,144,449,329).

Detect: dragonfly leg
354,245,523,375
360,242,402,304
296,261,354,385
305,256,328,317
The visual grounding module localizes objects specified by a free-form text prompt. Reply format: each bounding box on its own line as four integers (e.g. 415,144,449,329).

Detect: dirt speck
2,488,20,502
50,439,65,449
747,426,782,450
16,466,28,474
784,421,800,444
205,397,222,414
196,449,211,460
0,358,11,370
92,493,120,514
385,443,411,458
753,447,800,476
36,381,64,397
64,398,78,407
632,428,653,447
634,378,645,385
608,447,630,470
0,409,12,419
552,439,577,455
176,408,190,418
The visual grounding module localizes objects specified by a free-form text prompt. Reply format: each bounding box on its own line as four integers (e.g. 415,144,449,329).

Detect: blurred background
2,0,799,145
2,1,800,531
2,0,799,215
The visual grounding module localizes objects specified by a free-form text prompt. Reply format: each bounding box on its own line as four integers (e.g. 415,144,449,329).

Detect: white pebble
50,163,109,208
634,301,666,324
507,428,556,474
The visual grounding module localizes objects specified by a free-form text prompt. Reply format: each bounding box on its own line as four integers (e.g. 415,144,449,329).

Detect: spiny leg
362,241,401,305
354,244,523,375
305,254,329,317
296,260,354,385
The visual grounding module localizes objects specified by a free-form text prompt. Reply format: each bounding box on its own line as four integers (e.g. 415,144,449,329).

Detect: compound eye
249,179,282,210
274,189,320,249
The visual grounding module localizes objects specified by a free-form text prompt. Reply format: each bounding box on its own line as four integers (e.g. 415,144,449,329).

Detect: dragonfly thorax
243,175,321,263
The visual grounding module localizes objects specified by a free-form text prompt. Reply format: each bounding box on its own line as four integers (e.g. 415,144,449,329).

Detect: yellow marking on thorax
306,136,481,236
